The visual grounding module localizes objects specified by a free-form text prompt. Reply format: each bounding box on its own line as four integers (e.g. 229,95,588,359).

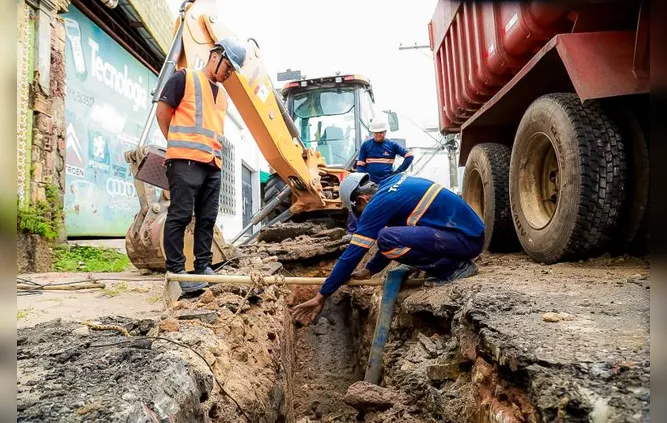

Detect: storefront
62,5,163,236
61,3,266,240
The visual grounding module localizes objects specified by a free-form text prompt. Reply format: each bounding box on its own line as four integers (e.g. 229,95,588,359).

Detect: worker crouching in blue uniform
293,172,485,324
346,119,414,234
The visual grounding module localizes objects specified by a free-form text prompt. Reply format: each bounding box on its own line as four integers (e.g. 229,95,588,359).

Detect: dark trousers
164,159,221,273
376,226,484,279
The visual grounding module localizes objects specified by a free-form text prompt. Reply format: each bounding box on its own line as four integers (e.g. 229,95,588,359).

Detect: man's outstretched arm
394,142,414,173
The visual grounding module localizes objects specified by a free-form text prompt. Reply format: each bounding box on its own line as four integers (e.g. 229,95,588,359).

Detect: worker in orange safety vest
156,38,247,296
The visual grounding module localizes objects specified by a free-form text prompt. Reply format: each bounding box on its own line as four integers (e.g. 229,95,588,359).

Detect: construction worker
156,38,246,294
346,119,414,234
293,172,485,324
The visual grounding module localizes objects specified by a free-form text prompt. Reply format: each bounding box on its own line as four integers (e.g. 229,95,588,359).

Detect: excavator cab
259,74,400,223
281,74,396,169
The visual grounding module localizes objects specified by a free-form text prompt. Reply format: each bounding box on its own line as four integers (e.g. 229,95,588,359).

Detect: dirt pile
17,318,213,422
241,222,350,262
371,253,650,422
17,278,294,423
17,249,650,423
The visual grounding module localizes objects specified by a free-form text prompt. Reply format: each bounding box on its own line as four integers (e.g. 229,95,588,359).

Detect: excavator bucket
125,146,236,273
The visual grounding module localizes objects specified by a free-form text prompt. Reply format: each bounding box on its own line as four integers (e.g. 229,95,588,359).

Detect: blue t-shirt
356,138,414,184
320,174,485,296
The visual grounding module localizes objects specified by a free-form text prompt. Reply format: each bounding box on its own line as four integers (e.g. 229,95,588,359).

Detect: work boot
199,267,217,276
424,260,478,287
394,264,419,275
176,270,208,295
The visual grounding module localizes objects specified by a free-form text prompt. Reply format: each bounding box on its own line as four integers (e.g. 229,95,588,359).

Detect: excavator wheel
262,173,291,224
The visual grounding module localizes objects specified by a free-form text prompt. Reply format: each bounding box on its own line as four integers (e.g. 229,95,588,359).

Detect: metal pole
274,89,306,150
239,208,293,245
364,265,412,384
230,185,292,244
137,11,185,147
398,44,430,50
165,272,424,287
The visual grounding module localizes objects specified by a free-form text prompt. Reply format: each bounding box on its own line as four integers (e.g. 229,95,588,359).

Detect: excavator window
291,89,357,166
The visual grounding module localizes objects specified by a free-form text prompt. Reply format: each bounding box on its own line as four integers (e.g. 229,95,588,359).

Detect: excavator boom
124,0,348,272
173,0,343,213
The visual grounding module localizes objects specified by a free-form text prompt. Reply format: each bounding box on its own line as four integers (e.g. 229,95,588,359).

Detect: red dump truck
428,0,649,263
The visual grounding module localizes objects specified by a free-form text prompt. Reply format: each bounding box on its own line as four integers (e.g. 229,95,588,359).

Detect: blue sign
62,6,165,236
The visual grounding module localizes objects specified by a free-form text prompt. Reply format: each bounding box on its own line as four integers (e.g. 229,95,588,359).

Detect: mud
287,288,366,422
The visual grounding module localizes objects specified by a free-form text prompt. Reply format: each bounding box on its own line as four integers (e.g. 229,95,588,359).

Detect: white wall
215,97,266,241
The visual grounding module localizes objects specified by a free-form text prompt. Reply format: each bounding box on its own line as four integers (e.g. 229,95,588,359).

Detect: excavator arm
124,0,347,272
171,0,334,212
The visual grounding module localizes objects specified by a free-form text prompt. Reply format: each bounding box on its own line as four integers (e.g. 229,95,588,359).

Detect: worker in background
293,172,485,324
346,119,414,234
156,38,246,295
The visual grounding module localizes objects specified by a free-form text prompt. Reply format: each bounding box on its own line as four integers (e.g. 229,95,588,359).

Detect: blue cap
212,38,246,71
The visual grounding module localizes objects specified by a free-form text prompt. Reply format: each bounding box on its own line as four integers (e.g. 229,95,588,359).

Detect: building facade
17,0,266,253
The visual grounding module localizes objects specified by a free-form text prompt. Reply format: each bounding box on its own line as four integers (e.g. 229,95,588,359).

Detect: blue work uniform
347,138,415,233
321,174,485,296
356,138,414,184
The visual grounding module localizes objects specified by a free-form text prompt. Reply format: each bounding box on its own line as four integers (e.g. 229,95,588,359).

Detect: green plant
101,281,129,298
17,308,32,320
16,184,63,240
53,246,131,273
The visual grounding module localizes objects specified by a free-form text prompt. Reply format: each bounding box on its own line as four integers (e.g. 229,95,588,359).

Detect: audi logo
106,178,136,197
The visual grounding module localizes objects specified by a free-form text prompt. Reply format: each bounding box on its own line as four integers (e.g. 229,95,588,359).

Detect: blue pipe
363,265,413,385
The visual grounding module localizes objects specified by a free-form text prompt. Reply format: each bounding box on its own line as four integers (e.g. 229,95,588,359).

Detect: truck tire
509,93,626,264
261,173,291,223
462,143,521,252
603,104,649,255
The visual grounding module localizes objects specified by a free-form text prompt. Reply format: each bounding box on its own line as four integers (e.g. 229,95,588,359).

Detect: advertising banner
62,6,165,236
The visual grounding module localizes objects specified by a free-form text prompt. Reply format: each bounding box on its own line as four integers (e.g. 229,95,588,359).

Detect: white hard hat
369,119,388,133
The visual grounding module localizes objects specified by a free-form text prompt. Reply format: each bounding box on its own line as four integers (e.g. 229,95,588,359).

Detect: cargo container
428,0,649,263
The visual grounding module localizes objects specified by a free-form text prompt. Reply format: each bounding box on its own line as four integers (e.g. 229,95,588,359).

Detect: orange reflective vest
166,69,227,168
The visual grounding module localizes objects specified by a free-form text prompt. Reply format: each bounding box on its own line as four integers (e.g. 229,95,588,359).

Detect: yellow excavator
124,0,397,272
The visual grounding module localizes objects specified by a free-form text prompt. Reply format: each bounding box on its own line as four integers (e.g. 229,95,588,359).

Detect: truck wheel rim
466,168,484,219
519,132,559,230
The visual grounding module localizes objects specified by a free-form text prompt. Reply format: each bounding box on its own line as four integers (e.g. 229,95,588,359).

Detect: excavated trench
16,227,650,423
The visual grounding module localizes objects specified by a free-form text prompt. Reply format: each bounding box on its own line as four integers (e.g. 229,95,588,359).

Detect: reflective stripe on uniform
406,183,444,226
382,247,411,259
169,125,216,139
357,160,366,166
350,234,375,249
366,158,395,164
192,72,204,128
168,140,214,154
